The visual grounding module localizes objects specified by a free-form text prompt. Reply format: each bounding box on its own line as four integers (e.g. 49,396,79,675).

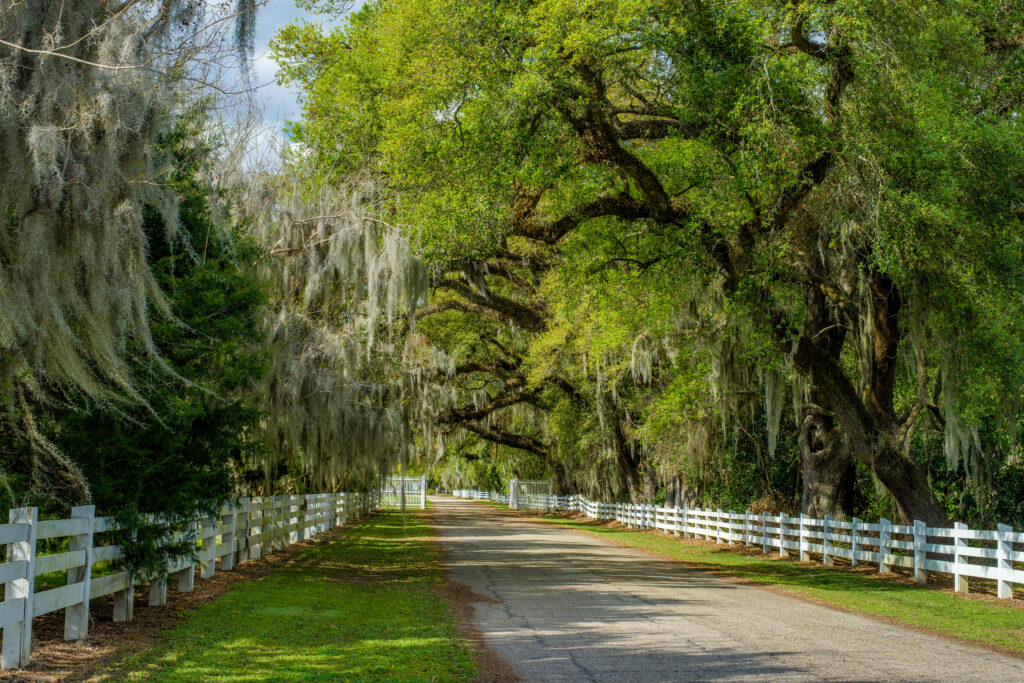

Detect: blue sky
251,1,353,146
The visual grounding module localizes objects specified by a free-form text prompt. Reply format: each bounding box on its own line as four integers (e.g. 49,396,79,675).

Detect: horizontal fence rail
453,489,1024,601
1,491,378,670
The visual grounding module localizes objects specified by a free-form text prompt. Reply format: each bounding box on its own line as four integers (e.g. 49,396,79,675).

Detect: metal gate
510,478,553,510
381,476,426,510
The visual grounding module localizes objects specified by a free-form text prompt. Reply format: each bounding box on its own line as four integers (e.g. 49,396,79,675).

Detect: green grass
114,511,474,682
538,514,1024,655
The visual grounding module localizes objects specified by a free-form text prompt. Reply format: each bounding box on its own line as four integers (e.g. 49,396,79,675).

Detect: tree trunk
790,315,948,525
667,475,700,508
799,410,854,518
798,288,855,519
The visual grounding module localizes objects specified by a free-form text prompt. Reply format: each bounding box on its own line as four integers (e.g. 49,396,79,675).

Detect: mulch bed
1,521,366,682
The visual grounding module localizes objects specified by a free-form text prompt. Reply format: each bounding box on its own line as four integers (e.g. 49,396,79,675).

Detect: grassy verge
114,510,475,681
538,514,1024,656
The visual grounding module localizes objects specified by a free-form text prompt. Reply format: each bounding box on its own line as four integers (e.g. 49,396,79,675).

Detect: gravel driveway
430,496,1024,683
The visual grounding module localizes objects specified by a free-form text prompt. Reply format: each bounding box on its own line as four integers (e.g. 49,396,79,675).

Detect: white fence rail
454,488,509,505
1,491,377,670
380,476,426,509
453,489,1024,601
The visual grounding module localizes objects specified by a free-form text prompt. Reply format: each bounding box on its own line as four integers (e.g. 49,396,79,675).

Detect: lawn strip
111,510,475,682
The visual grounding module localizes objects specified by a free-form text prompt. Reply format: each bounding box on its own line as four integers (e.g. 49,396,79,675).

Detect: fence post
420,475,427,510
996,523,1013,599
953,521,968,594
778,514,788,558
799,514,809,561
341,493,349,525
879,518,891,573
285,495,296,545
251,496,264,560
913,520,927,585
2,507,37,669
822,515,832,566
267,497,277,551
113,529,136,622
222,503,237,571
744,510,751,546
715,509,724,544
261,497,273,556
237,498,251,565
851,517,861,566
148,517,167,607
272,496,284,552
681,506,688,538
199,516,216,579
148,574,167,607
63,505,96,639
177,520,197,593
299,495,310,541
761,514,769,554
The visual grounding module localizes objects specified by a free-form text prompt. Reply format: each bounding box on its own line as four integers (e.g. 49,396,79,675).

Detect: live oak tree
276,0,1024,524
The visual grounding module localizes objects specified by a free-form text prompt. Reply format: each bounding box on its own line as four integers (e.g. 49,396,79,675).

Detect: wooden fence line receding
0,491,378,670
452,489,1024,601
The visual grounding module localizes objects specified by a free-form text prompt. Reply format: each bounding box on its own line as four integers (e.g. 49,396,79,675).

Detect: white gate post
778,513,788,557
64,505,95,639
953,521,968,593
420,475,427,509
2,507,37,669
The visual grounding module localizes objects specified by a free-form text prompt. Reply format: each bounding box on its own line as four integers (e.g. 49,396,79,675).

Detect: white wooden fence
1,491,376,670
453,489,1024,600
455,488,508,505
